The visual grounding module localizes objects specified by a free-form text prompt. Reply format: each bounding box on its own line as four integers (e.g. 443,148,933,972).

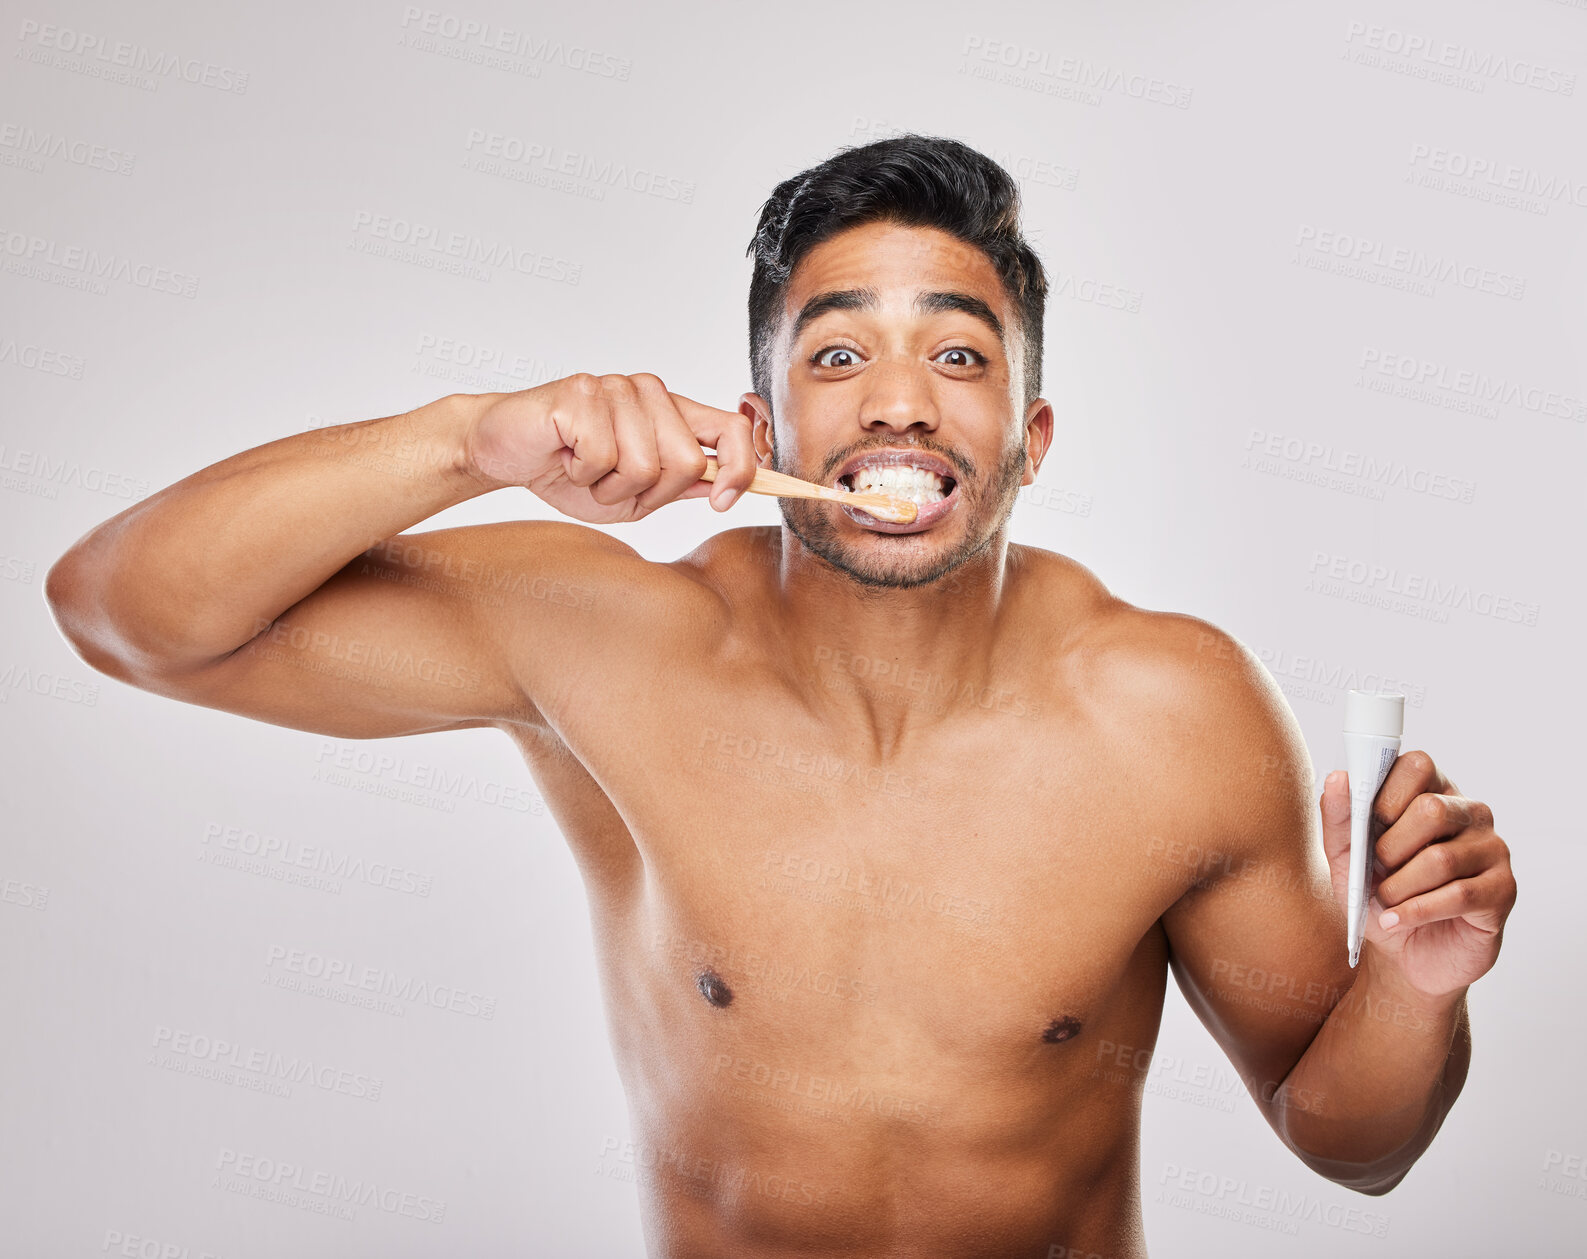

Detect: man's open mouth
832,449,962,533
837,464,956,505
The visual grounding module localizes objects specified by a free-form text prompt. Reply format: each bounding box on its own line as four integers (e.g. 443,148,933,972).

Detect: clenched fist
462,373,759,524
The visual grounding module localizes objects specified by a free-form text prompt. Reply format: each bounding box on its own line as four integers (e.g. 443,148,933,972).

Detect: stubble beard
770,428,1029,591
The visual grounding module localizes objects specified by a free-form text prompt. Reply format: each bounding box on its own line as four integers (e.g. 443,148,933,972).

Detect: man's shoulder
1012,549,1283,735
670,524,781,571
661,524,780,609
1076,604,1264,707
1025,568,1313,839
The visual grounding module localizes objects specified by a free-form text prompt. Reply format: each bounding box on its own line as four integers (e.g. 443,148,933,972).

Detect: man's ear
740,392,774,465
1021,397,1054,486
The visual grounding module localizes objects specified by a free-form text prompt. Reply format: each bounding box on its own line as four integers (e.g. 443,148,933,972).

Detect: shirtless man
44,135,1516,1257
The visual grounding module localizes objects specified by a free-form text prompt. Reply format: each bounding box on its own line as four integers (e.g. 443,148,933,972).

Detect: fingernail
1380,911,1400,929
718,488,740,510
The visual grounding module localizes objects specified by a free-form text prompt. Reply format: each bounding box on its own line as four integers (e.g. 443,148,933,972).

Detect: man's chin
779,501,985,590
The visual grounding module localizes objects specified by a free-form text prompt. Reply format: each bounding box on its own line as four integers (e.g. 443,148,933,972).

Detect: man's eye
935,347,986,367
814,346,861,368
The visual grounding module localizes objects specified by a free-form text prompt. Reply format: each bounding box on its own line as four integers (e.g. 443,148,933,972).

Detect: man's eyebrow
915,290,1006,348
789,287,1007,349
790,287,879,342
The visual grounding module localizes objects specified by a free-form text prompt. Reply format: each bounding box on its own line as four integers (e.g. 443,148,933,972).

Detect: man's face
743,221,1051,590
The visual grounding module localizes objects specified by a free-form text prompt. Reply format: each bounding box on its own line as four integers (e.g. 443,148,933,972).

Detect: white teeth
848,464,949,504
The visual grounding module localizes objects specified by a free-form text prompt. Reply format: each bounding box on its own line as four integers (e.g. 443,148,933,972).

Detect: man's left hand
1320,751,1517,999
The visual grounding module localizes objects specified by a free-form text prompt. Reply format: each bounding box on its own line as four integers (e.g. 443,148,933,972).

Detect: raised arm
42,375,759,738
1140,619,1507,1194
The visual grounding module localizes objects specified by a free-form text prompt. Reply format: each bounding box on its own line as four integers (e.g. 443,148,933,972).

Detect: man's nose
858,360,941,433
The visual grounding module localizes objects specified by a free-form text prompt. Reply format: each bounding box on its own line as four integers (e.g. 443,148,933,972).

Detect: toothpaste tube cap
1344,689,1405,737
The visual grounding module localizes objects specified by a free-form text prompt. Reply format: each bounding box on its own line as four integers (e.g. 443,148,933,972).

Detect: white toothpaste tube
1344,690,1405,968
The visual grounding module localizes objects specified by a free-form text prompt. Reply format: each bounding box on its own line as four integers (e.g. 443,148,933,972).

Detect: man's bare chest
510,672,1188,1069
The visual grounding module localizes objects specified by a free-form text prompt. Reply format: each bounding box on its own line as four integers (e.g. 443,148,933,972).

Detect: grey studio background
2,0,1583,1255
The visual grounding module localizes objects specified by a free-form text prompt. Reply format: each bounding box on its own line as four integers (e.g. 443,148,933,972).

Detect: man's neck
765,526,1025,755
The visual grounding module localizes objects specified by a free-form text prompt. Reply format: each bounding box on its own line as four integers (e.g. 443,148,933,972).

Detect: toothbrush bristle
866,496,917,524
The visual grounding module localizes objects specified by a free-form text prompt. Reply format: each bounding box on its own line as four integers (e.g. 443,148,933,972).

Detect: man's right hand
464,373,760,524
48,377,745,743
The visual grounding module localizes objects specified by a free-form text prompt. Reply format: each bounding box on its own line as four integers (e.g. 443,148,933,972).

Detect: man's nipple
1042,1015,1083,1044
696,968,734,1008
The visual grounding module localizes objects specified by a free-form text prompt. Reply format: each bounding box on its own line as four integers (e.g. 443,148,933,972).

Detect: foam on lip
855,495,918,524
840,480,959,532
832,449,960,529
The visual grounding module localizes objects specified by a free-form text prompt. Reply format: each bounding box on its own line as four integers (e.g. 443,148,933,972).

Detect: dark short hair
746,134,1047,411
